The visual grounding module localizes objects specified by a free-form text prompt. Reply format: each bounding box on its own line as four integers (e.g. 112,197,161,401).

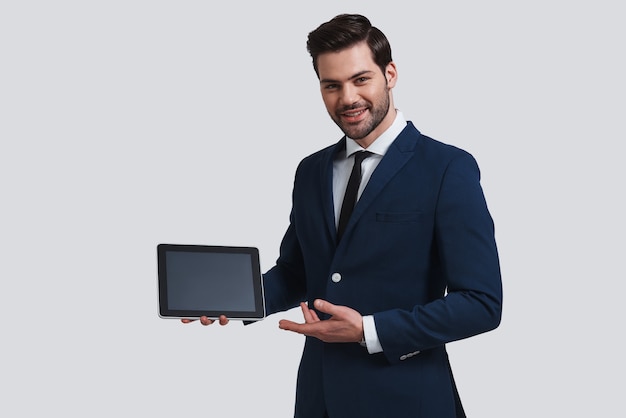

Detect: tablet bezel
157,244,266,320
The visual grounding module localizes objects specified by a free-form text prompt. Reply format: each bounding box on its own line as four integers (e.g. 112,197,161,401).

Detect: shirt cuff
362,315,383,354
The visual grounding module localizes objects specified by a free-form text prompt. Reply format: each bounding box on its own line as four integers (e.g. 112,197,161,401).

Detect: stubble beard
331,88,391,140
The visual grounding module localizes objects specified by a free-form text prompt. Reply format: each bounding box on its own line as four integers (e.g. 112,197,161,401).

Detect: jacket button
331,273,342,283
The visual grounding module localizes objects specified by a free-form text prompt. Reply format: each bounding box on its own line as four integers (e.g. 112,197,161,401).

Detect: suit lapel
320,138,346,242
342,123,421,239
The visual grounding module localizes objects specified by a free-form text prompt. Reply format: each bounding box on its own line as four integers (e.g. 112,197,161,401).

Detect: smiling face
317,41,398,148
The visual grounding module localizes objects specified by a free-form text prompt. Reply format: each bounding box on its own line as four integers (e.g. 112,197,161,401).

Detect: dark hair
307,14,393,77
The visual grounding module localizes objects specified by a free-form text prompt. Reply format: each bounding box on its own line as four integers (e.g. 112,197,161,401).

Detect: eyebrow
319,70,375,84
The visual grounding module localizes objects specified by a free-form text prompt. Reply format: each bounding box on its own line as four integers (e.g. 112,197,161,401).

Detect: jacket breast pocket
375,211,422,223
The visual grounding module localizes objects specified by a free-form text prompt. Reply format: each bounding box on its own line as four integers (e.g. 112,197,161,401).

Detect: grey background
1,1,624,416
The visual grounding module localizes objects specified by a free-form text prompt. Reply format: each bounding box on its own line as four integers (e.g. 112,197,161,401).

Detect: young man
188,14,502,418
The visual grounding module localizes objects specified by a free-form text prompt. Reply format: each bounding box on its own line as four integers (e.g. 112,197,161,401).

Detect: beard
329,87,391,140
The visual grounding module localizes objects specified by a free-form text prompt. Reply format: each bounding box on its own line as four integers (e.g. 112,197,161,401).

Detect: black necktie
337,151,371,242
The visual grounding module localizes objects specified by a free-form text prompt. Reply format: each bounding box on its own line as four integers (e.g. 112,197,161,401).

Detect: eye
355,77,369,84
323,83,339,90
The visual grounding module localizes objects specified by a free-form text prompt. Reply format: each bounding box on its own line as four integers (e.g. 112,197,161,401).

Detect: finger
309,308,320,322
278,319,315,334
300,302,319,323
218,315,229,326
199,316,215,326
278,319,298,331
181,318,196,324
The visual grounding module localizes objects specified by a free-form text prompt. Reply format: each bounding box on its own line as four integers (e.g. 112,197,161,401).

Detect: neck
355,105,397,149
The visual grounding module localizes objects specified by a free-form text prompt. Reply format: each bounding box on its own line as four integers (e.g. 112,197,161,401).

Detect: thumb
313,299,338,315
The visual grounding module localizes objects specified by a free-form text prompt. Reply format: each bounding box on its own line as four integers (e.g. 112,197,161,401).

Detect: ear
385,62,398,88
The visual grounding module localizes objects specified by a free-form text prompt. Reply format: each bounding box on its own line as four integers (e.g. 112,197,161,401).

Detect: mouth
340,107,368,123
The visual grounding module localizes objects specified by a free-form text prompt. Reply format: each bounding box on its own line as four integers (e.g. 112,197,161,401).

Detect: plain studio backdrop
1,1,624,417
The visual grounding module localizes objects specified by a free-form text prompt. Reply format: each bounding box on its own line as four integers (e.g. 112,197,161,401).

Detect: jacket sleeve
373,152,503,365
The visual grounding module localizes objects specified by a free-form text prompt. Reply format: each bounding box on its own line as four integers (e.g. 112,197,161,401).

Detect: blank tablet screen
157,244,265,320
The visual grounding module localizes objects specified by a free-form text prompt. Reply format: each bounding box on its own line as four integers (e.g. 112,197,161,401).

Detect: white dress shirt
332,110,408,354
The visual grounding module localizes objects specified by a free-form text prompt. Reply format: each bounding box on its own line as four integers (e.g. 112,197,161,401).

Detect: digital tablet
157,244,265,320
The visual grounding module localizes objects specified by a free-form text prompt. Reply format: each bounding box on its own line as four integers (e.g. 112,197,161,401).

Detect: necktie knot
353,150,371,165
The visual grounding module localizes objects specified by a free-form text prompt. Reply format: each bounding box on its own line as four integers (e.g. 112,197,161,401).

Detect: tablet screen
157,244,265,320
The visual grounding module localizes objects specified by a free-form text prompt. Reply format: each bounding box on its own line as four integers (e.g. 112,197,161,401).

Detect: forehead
317,42,379,81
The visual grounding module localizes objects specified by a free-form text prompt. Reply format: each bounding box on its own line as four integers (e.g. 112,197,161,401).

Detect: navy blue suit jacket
262,122,502,418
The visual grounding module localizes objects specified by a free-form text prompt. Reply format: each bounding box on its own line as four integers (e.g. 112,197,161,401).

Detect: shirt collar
345,110,407,158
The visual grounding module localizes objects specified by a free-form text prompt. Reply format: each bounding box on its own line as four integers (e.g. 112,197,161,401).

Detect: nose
339,84,358,106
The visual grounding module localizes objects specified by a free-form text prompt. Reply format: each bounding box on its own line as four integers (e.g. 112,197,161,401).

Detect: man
186,14,502,418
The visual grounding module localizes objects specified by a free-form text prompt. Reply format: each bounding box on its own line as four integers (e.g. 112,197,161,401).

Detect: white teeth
345,110,364,117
